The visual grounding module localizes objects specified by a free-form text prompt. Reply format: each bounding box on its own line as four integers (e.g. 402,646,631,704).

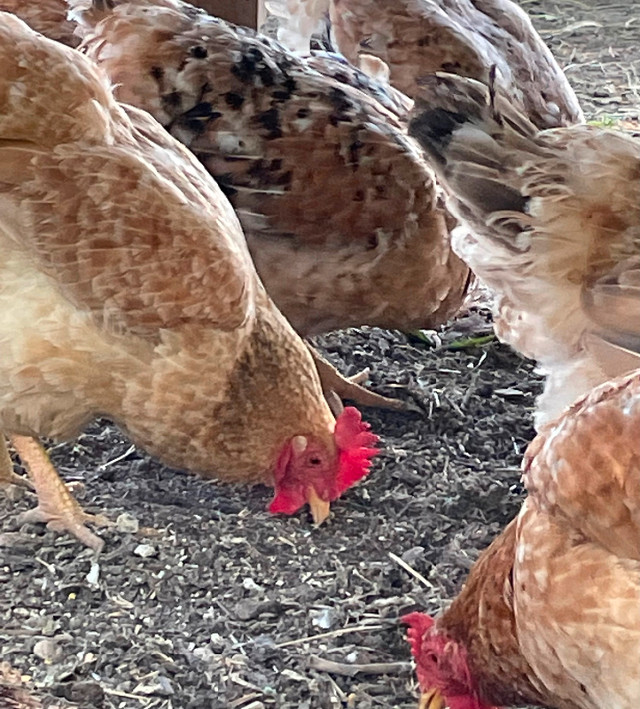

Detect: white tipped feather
265,0,330,53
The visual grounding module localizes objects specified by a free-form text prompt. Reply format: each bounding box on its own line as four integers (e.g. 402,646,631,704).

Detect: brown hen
5,0,471,409
405,369,640,709
0,13,378,550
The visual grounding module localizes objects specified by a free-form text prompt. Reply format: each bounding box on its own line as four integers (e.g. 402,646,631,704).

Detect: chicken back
408,73,640,426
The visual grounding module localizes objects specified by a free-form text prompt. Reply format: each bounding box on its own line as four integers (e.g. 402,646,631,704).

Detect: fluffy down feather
408,73,639,426
266,0,330,52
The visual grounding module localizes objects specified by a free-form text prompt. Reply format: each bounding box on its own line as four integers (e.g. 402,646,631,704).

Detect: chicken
268,0,583,129
0,12,379,550
407,73,640,427
60,0,471,408
4,0,471,410
404,369,640,709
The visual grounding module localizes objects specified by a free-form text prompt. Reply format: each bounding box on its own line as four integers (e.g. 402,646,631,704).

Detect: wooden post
194,0,266,29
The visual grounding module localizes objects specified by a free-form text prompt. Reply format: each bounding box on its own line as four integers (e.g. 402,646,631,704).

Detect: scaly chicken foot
309,346,409,411
0,436,33,491
9,434,108,552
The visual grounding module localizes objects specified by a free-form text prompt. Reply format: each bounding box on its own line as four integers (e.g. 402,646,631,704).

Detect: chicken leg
8,434,107,551
309,346,409,411
0,435,32,490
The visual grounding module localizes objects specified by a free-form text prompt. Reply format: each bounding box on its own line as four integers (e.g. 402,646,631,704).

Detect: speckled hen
0,13,378,550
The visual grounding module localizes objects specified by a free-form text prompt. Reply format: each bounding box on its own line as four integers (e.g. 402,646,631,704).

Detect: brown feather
0,0,79,46
433,372,640,709
329,0,583,129
409,73,640,426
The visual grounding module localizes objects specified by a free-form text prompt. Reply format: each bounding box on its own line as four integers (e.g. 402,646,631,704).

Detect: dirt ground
1,2,639,708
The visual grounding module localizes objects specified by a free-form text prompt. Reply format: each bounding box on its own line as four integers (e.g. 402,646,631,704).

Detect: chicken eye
425,652,439,666
308,456,322,466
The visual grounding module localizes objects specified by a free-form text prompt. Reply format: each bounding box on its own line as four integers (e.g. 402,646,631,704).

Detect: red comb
334,406,379,493
402,612,435,659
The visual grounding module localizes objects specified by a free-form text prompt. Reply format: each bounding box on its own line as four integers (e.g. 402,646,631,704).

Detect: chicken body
405,370,640,709
64,0,469,340
408,74,640,426
0,13,377,546
268,0,583,129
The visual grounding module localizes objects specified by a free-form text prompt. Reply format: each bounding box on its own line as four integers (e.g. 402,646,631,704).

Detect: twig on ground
388,551,434,590
308,655,412,677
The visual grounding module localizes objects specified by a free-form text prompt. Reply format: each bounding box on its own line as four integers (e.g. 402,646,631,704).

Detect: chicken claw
310,347,409,412
9,435,108,552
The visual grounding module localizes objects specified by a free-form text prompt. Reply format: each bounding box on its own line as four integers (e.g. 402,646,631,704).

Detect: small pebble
133,543,156,558
86,561,100,586
116,513,140,533
310,607,337,630
33,638,62,664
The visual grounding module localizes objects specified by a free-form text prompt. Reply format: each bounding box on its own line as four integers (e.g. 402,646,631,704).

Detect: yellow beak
419,688,445,709
307,487,330,525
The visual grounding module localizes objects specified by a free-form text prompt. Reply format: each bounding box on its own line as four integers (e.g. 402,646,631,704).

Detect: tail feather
408,73,547,245
409,72,640,426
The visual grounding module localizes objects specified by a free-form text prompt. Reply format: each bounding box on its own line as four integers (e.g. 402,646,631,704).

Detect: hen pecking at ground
405,369,640,709
0,12,378,551
408,73,640,426
268,0,583,129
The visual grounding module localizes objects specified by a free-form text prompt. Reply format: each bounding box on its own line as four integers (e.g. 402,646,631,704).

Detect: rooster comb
334,406,379,493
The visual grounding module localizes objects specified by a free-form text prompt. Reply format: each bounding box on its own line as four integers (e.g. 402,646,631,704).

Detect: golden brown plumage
270,0,583,129
64,0,469,342
0,0,79,46
0,0,257,41
408,73,640,426
0,12,378,549
405,370,640,709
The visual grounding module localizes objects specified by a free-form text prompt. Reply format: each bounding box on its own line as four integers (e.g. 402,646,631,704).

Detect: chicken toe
9,434,107,552
310,347,409,411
